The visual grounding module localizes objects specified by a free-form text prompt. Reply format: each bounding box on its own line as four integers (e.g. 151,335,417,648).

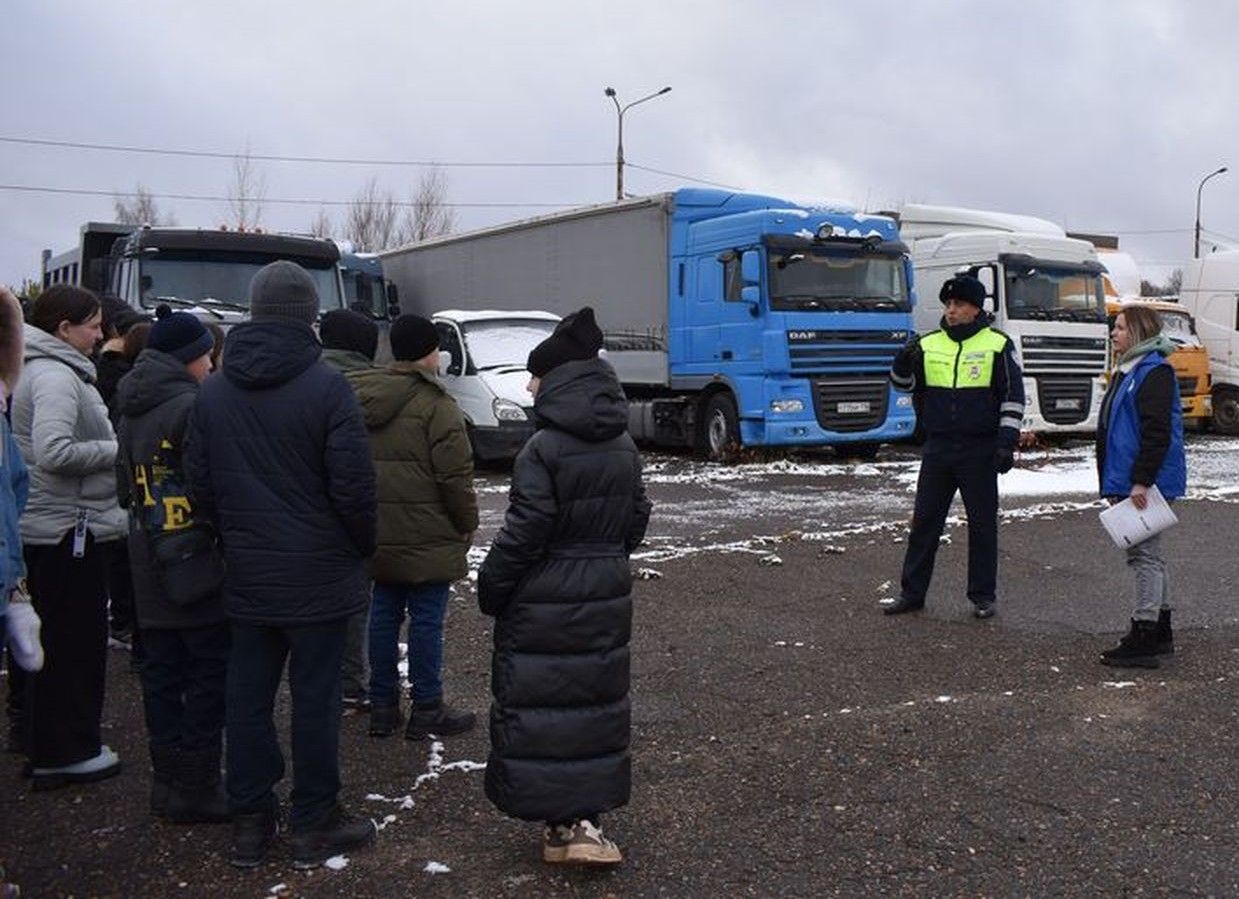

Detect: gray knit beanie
248,260,320,326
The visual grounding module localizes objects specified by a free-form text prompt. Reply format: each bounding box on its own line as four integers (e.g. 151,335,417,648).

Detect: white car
431,309,561,462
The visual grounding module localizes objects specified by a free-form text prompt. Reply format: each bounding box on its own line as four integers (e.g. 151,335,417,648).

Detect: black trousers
16,532,112,767
900,437,999,607
226,619,346,829
140,623,230,754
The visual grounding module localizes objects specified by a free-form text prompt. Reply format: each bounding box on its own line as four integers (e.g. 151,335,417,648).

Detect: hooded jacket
348,362,477,585
185,322,377,625
115,348,225,629
11,324,127,545
478,357,652,823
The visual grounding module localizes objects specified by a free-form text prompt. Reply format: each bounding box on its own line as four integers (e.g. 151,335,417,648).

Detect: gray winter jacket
11,325,127,545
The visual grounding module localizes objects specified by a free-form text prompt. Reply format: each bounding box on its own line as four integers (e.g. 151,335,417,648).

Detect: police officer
885,274,1024,619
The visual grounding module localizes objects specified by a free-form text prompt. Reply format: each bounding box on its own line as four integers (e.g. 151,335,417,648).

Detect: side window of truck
723,255,743,302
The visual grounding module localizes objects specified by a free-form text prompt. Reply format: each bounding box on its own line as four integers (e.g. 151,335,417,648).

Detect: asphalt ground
3,438,1238,897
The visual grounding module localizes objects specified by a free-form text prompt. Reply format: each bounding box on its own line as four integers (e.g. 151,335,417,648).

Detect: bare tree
226,142,267,230
113,183,175,225
342,177,402,252
308,207,334,239
399,166,456,244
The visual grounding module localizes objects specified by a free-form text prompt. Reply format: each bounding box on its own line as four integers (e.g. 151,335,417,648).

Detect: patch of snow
1102,681,1138,689
759,554,783,566
635,567,663,580
424,861,451,875
324,855,349,870
934,695,953,703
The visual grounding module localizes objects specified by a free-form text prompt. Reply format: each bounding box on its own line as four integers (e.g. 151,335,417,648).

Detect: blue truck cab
664,189,917,456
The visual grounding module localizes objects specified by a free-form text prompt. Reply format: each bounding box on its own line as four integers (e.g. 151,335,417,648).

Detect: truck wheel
700,393,740,461
1212,387,1239,435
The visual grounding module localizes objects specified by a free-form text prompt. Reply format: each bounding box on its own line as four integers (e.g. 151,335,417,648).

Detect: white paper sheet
1098,485,1178,548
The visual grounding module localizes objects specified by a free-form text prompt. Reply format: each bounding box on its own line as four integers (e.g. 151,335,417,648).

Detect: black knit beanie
526,307,604,378
320,309,379,361
147,305,214,364
389,314,440,362
939,275,987,308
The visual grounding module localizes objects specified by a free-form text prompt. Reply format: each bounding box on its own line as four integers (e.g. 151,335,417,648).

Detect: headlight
492,399,527,422
895,395,913,408
770,398,804,413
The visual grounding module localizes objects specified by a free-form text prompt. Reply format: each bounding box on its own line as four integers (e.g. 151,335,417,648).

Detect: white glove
6,600,44,671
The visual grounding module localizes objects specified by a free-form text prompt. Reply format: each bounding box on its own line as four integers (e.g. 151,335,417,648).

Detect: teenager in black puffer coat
478,308,651,867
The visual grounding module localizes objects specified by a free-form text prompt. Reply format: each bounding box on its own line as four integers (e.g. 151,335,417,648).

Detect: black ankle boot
230,801,279,868
1155,609,1174,655
882,596,925,616
290,804,376,869
1100,619,1160,669
368,703,403,738
166,747,229,824
405,700,476,741
149,743,179,818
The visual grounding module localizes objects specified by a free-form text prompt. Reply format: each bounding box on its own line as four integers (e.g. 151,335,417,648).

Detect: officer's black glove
893,334,921,372
994,446,1014,474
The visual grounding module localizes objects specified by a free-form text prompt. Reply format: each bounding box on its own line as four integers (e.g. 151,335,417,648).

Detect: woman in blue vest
1096,303,1186,669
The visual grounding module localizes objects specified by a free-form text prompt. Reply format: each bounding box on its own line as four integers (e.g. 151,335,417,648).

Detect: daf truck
1179,250,1239,433
381,188,919,459
893,205,1109,434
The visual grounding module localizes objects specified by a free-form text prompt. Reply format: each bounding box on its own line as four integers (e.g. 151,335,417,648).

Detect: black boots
230,800,280,869
289,804,376,869
882,596,925,616
1155,609,1174,655
405,701,476,741
165,747,229,824
368,703,404,738
1100,619,1161,669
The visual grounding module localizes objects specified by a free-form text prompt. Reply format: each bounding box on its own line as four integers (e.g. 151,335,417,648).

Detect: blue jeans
226,620,345,829
368,582,450,707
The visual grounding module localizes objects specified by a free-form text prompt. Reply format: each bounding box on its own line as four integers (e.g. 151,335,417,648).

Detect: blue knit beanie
148,304,214,364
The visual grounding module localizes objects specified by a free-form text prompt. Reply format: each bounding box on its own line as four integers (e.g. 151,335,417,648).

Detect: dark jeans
226,619,346,829
140,623,230,753
15,532,111,767
369,581,450,707
341,601,370,701
900,437,999,607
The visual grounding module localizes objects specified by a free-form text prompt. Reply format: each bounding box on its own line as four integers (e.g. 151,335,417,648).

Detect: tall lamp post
1194,165,1228,258
604,85,672,201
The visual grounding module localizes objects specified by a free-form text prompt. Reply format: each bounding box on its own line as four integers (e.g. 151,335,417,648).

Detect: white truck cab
1179,250,1239,433
897,205,1110,434
430,309,561,461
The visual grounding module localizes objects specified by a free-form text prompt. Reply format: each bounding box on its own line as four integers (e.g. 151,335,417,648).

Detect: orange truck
1105,297,1212,426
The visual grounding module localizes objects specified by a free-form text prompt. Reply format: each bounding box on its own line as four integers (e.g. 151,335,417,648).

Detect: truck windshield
1004,265,1105,322
140,252,343,312
462,319,559,370
767,250,909,312
1159,309,1201,347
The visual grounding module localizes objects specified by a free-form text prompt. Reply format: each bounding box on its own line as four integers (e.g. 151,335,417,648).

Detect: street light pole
604,85,672,201
1194,165,1228,258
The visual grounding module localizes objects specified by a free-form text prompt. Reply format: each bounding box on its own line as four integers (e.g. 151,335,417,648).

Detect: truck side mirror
385,283,400,319
740,250,761,287
438,350,452,376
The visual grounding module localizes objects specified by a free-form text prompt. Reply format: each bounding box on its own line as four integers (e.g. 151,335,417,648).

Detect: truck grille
1020,335,1107,376
1177,376,1198,395
787,329,910,375
1037,377,1092,425
810,378,890,433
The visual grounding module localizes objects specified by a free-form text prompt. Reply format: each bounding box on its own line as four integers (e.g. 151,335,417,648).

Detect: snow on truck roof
432,309,561,323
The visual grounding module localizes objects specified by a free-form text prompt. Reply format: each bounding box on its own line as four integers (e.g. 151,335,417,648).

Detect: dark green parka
348,362,477,585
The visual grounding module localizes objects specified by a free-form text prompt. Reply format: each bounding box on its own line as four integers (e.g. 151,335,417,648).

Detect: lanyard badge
72,509,88,559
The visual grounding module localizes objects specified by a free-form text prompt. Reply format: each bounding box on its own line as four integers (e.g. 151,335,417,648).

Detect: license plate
1054,398,1082,411
838,401,870,414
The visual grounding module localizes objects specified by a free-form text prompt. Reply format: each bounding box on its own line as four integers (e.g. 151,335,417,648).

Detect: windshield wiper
195,297,250,313
147,296,224,320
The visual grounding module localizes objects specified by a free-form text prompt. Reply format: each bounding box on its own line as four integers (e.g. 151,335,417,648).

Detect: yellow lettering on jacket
132,465,157,508
162,497,192,531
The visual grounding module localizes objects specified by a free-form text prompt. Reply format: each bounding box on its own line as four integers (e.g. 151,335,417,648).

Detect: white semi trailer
1179,250,1239,433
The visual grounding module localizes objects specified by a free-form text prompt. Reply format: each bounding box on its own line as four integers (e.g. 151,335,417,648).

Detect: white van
431,309,561,461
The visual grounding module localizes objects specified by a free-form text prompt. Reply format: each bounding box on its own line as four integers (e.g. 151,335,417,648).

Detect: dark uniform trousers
900,435,999,607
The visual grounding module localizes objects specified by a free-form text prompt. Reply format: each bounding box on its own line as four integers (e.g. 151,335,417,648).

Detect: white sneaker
31,745,122,791
554,819,622,866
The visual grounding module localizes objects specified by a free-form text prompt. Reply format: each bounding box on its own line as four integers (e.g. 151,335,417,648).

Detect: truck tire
1212,387,1239,435
700,393,740,462
834,442,880,461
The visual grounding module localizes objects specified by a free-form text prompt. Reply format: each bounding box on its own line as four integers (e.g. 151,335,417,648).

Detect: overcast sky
3,0,1236,290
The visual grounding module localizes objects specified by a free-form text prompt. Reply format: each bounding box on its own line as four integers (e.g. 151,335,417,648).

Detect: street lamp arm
621,86,673,115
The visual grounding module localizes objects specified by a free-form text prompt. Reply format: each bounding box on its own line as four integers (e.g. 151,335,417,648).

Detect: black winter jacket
115,349,225,630
478,358,652,823
186,322,377,626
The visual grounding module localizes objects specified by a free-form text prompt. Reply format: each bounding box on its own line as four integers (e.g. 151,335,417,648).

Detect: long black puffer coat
478,357,652,823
